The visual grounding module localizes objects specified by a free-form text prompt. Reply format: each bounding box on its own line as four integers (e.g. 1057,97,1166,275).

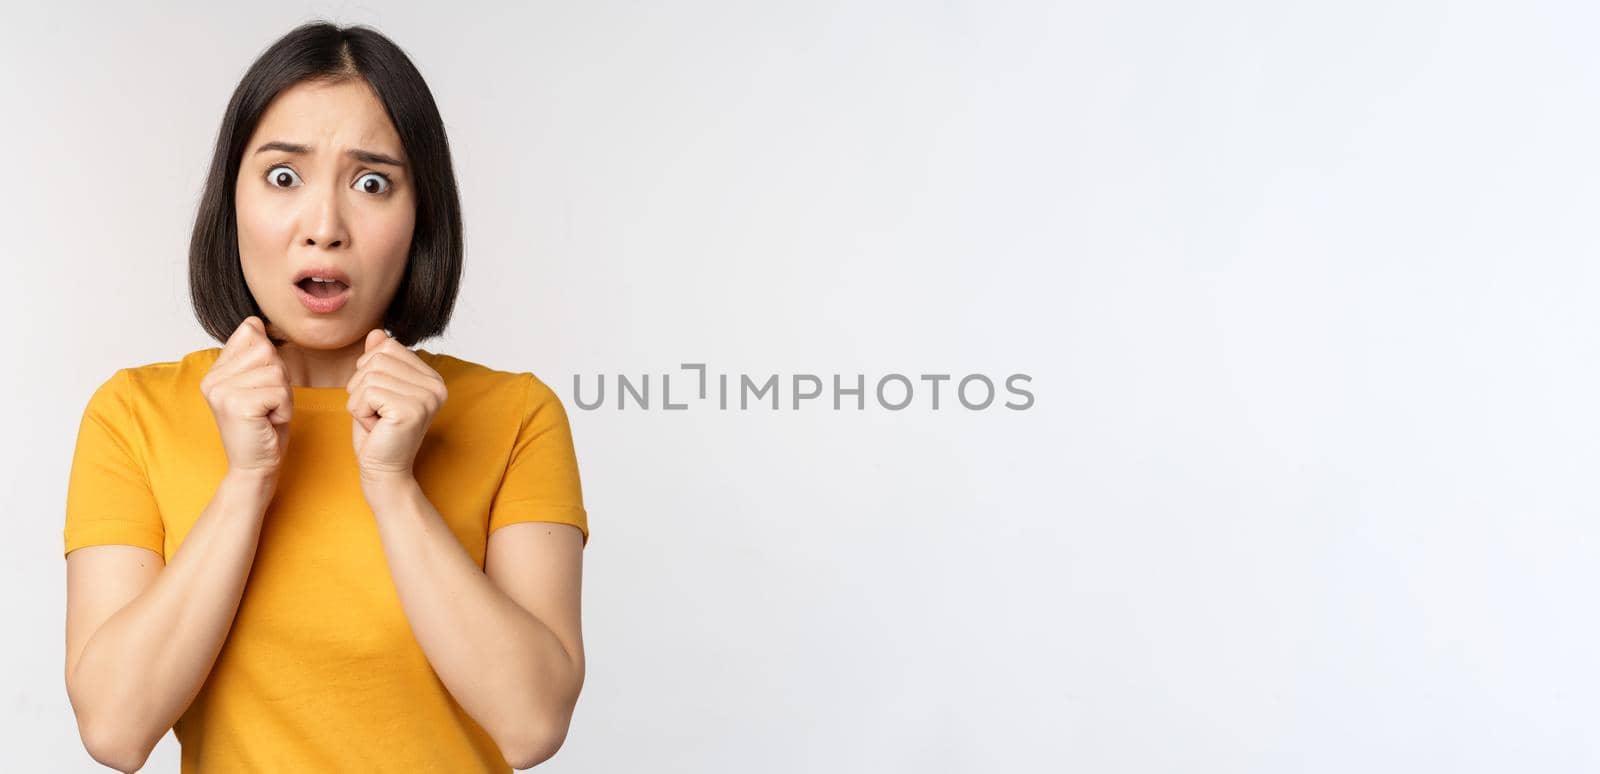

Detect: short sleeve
488,373,590,547
63,369,166,558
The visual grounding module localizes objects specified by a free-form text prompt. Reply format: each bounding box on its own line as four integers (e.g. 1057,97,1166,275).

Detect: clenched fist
347,328,447,483
200,315,293,475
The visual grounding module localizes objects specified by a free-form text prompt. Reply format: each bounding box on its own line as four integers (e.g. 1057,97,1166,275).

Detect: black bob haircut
189,21,462,348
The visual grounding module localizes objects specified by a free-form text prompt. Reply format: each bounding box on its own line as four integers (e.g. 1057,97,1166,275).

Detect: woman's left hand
348,329,448,484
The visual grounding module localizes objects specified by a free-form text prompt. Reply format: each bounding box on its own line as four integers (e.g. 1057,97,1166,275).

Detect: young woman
62,22,588,772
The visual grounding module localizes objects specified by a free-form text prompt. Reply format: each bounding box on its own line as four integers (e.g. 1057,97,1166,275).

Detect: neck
276,340,365,388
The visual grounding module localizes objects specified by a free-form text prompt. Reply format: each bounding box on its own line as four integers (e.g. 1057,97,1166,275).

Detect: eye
265,165,302,189
354,172,391,195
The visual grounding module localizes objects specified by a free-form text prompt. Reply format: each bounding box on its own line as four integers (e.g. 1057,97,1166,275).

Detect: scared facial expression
235,77,416,348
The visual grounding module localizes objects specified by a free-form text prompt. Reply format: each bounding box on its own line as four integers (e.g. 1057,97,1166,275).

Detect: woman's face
235,77,416,348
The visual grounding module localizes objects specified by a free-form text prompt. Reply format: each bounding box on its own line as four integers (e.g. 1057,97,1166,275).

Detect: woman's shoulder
417,348,516,387
91,347,220,395
75,348,220,419
417,349,561,407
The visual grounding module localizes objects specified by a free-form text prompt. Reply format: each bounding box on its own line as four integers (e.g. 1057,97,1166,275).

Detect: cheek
355,205,417,263
234,186,293,255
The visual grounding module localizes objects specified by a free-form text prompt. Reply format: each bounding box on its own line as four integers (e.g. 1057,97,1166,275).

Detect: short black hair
189,21,462,347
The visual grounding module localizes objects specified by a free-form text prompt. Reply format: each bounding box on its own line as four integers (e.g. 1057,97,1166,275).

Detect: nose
300,182,350,249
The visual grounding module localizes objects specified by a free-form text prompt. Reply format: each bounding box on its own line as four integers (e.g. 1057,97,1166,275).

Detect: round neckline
292,385,350,410
201,345,438,412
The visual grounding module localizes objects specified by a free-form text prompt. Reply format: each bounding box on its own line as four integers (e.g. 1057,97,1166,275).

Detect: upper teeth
310,277,338,283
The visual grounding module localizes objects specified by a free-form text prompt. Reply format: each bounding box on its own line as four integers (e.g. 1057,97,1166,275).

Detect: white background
5,1,1598,771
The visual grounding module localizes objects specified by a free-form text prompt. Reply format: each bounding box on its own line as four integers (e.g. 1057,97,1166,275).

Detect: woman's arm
360,474,585,770
64,470,276,773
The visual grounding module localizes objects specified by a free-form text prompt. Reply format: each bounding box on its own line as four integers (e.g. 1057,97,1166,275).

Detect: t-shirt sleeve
63,368,166,558
488,373,590,547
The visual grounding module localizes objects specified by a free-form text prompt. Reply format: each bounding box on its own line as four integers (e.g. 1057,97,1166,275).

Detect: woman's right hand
200,315,293,476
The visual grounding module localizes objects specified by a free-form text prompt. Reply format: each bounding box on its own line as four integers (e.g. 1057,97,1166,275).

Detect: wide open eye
266,165,303,189
354,172,391,195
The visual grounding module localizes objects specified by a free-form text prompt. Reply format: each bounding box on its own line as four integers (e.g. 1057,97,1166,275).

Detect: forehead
248,78,404,157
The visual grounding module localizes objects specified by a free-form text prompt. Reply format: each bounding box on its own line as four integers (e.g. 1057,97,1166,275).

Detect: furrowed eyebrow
253,141,407,168
254,141,311,155
347,149,406,168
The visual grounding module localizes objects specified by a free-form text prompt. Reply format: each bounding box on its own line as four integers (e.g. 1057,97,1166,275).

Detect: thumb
364,328,389,352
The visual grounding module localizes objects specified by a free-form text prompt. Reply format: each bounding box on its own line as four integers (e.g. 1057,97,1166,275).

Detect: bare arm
64,470,276,773
361,474,585,770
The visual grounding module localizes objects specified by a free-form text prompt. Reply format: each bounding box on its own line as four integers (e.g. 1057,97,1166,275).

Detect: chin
269,319,358,349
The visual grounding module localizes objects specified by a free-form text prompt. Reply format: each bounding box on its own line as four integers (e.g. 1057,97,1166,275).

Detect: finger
216,334,280,383
346,364,446,416
364,328,390,353
231,361,292,389
204,362,291,410
351,337,440,385
355,334,413,371
247,381,294,424
347,377,436,421
367,371,438,406
349,371,434,409
228,383,292,422
206,322,274,391
214,316,259,370
350,350,442,392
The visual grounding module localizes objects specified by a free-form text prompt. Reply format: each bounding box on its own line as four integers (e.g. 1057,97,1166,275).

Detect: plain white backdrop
5,0,1598,771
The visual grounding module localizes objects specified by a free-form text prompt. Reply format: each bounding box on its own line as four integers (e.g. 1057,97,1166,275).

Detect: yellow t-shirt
63,345,589,772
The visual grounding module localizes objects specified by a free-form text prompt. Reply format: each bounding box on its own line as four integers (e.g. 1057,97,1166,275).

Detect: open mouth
296,278,350,298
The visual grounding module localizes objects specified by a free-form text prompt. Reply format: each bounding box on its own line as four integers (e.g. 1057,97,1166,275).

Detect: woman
62,22,588,772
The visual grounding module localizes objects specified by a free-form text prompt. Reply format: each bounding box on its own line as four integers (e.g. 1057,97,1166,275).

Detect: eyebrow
253,140,407,168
